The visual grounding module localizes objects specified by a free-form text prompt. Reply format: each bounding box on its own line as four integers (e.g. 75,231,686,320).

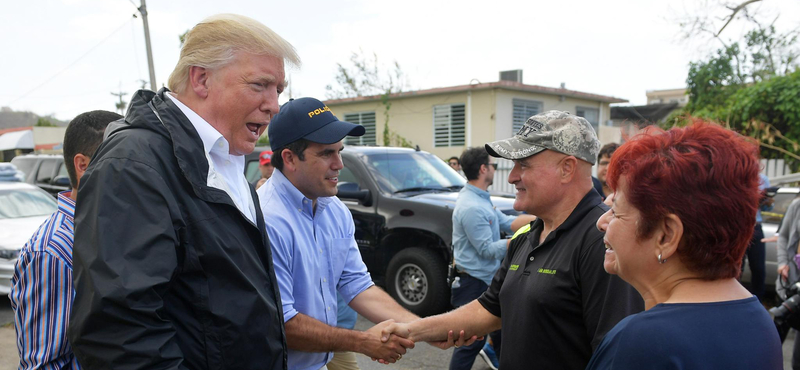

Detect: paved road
0,299,793,369
352,315,491,370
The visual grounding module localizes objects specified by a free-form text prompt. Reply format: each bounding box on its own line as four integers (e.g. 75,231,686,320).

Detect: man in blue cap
259,97,468,369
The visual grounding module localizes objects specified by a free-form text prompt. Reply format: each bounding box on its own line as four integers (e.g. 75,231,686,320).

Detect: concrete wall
31,127,67,148
329,89,614,161
494,90,612,141
329,93,475,159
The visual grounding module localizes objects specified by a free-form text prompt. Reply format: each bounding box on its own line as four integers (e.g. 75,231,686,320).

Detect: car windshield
0,188,57,219
363,151,466,194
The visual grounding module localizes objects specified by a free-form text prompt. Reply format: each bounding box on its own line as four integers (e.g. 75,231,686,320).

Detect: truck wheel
386,247,449,317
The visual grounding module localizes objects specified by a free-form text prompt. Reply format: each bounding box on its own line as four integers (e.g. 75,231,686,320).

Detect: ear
72,153,91,188
656,213,683,261
559,156,578,183
281,149,297,173
188,66,211,99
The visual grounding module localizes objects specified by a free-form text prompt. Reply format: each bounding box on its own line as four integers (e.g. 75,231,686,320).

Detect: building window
512,99,543,134
433,104,465,147
576,106,599,133
343,112,376,146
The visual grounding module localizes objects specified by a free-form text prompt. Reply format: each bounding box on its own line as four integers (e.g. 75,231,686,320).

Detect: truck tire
386,247,449,317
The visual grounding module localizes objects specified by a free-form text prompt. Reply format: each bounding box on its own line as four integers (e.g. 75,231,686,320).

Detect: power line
131,16,143,83
6,15,136,107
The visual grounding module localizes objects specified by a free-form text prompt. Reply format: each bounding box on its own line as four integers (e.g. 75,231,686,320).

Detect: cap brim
485,137,545,160
303,119,365,144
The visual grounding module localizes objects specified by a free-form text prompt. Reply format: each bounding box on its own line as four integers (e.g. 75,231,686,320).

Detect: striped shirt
9,191,81,370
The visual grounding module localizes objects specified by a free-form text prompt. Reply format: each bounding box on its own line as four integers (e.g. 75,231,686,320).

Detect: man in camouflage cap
485,110,601,163
380,110,642,370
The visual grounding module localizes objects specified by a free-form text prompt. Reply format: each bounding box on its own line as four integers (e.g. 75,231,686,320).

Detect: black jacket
69,89,287,370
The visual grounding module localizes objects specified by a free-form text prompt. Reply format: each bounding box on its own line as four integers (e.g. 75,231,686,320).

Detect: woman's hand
779,265,790,281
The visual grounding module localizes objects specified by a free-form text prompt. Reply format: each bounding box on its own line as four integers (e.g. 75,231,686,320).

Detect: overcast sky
2,0,798,121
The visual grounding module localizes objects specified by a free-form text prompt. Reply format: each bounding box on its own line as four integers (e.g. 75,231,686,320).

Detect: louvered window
433,104,465,147
343,112,377,146
576,106,599,133
512,99,543,134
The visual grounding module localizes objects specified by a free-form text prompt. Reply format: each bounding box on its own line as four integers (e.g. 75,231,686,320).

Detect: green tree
727,70,800,166
326,50,413,148
669,0,800,168
179,30,189,48
35,117,54,127
686,44,744,115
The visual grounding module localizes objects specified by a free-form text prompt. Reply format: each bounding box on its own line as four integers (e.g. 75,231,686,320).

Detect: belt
455,266,472,278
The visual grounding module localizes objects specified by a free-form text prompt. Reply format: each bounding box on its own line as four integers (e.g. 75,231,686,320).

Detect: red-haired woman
586,122,782,369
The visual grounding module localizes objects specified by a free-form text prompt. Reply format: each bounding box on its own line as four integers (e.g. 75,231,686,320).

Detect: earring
658,253,667,264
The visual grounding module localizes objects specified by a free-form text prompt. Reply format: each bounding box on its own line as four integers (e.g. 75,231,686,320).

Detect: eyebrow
250,75,284,90
316,147,343,156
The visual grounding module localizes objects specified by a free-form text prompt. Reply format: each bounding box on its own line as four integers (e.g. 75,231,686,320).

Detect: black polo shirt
478,189,643,370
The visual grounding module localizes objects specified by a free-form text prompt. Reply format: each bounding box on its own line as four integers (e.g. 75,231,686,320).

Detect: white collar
166,92,228,156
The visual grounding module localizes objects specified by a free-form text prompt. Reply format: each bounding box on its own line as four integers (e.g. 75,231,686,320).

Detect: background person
587,122,781,370
448,156,465,178
69,14,299,369
776,198,800,369
381,111,643,370
254,149,274,189
592,142,619,199
741,172,771,300
449,146,535,370
9,110,121,370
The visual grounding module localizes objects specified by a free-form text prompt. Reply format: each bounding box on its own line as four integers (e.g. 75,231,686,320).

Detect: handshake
362,319,480,364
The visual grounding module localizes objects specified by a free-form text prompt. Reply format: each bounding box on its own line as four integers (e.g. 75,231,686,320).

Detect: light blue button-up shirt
452,184,516,285
757,173,770,223
258,169,374,370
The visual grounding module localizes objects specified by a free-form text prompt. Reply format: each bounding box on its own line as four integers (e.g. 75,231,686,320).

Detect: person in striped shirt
9,110,122,370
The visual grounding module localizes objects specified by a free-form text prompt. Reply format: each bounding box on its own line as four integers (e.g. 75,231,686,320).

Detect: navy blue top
586,296,782,370
592,176,605,199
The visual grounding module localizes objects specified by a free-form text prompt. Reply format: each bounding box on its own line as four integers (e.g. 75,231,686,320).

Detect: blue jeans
449,274,501,370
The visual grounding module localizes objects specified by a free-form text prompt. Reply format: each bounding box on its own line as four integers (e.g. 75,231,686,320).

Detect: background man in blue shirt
10,110,121,370
259,97,469,370
449,147,535,370
742,172,771,300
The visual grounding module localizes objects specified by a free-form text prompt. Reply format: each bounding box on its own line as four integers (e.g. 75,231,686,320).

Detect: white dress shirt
166,93,257,223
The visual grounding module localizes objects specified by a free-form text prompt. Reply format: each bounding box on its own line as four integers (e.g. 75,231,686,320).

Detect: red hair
607,121,760,280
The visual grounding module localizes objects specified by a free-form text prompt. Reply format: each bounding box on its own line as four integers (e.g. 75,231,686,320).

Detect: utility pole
111,87,129,115
138,0,157,90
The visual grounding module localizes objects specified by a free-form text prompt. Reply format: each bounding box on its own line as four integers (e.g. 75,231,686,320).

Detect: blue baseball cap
268,97,365,150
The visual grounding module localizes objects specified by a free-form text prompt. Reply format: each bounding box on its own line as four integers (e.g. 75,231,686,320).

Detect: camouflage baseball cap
485,110,601,164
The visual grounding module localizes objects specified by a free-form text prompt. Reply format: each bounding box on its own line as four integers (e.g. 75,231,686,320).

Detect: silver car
0,181,57,294
741,187,800,292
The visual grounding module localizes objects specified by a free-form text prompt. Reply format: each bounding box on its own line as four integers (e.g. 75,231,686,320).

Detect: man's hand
380,321,480,350
426,330,481,350
363,319,414,364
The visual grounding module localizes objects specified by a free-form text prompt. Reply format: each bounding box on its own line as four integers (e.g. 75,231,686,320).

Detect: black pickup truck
247,146,518,316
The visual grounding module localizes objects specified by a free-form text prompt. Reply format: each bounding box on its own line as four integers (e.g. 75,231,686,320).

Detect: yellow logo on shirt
537,268,557,275
509,264,519,271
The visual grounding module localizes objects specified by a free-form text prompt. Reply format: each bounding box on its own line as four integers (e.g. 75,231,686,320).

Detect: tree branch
716,0,763,37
